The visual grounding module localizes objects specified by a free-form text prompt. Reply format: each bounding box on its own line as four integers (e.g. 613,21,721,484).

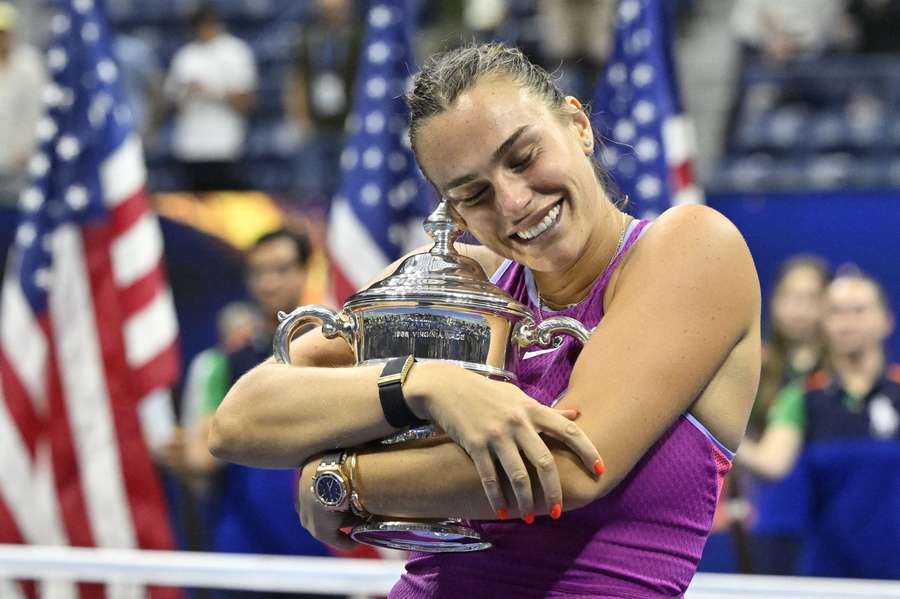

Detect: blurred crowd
3,0,900,207
0,0,899,589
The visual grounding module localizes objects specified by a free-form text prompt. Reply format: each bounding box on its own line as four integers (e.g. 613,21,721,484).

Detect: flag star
89,93,113,127
65,185,89,210
365,111,386,134
633,100,656,124
401,127,411,149
43,84,64,106
57,135,81,160
632,63,654,87
619,0,640,22
613,119,636,143
635,137,659,161
29,154,50,177
20,187,45,211
16,223,37,246
368,42,390,64
388,151,407,172
366,76,387,99
74,0,94,13
97,59,118,83
360,183,381,206
34,268,52,289
606,63,627,86
601,146,620,168
388,223,406,245
51,13,71,33
636,175,662,198
81,21,100,43
363,147,384,169
114,103,132,126
36,117,58,141
47,47,68,71
388,179,416,209
369,5,392,28
340,148,359,171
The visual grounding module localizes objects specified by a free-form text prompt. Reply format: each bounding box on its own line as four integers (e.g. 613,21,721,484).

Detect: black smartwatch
378,355,427,429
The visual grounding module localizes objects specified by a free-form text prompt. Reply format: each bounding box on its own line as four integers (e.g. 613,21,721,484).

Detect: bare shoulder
618,204,758,309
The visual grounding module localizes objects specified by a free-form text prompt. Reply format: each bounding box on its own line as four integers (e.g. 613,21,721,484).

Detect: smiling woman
210,43,762,598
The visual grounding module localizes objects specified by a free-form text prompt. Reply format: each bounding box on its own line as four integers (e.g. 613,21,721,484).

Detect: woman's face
770,265,826,344
414,77,603,273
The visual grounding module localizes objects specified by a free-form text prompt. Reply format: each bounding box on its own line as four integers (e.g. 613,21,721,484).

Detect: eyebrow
442,125,532,193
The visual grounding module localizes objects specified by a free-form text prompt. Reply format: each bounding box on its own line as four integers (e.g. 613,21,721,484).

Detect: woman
210,43,761,598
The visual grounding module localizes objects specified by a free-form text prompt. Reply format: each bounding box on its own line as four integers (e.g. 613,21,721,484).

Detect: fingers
515,429,563,520
537,408,605,476
492,440,535,522
469,448,509,520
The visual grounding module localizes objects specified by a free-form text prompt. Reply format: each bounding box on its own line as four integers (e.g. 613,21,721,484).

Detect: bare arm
297,206,761,547
737,423,803,480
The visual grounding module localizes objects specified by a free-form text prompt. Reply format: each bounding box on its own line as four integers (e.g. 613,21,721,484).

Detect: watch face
314,473,346,506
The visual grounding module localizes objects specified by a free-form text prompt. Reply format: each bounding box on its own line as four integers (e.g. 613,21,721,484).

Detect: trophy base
350,518,492,553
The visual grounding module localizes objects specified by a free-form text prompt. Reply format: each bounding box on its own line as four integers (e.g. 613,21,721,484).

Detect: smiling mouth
513,199,563,242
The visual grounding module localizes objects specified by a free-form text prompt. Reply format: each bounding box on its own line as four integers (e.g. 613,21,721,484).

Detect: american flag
591,0,702,218
0,1,181,598
327,0,435,304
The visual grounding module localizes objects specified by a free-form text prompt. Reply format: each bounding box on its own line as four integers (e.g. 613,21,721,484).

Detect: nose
494,174,533,223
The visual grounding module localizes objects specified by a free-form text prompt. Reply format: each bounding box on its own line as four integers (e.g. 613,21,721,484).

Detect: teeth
516,203,560,241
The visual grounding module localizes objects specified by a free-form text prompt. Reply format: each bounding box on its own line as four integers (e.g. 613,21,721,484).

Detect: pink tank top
390,219,733,598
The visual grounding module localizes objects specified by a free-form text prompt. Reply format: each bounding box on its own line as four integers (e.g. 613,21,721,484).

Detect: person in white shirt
0,1,46,205
165,5,257,192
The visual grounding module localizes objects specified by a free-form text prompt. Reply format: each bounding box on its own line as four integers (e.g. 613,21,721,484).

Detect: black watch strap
378,355,427,429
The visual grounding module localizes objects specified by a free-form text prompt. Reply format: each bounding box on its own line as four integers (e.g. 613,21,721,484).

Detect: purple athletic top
390,219,734,598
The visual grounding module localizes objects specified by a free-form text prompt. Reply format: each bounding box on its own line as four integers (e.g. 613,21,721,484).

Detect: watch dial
315,473,344,505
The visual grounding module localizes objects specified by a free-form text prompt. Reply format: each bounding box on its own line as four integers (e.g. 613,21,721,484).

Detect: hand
296,457,359,550
405,362,603,520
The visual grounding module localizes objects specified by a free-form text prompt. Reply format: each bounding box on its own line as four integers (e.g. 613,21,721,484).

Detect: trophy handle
512,316,592,349
273,305,356,364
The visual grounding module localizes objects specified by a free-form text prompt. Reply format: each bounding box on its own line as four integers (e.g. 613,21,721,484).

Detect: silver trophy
274,201,591,552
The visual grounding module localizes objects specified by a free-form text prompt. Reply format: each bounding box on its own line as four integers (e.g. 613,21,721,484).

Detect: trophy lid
344,202,530,318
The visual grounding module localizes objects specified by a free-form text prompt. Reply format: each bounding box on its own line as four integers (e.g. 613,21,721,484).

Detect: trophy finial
424,200,464,254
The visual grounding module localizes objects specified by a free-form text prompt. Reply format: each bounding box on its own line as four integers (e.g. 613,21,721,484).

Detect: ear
563,96,594,153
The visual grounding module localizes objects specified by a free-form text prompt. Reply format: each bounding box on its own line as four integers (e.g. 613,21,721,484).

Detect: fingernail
593,458,606,476
523,512,535,524
496,508,508,520
550,503,562,520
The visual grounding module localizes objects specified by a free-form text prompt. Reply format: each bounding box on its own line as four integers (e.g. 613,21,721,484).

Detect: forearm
353,438,599,520
210,362,397,468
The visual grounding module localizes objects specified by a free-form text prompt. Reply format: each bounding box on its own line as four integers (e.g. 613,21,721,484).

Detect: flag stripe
129,341,180,400
100,135,145,207
123,289,179,369
1,277,47,407
328,196,391,289
110,213,164,288
119,262,167,317
49,227,134,551
0,352,41,457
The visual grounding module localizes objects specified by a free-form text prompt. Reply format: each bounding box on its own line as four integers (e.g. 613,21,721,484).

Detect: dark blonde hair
406,43,568,153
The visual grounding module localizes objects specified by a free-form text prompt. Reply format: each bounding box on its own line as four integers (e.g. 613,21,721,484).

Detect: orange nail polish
550,503,562,520
593,458,606,475
496,508,508,520
523,512,535,524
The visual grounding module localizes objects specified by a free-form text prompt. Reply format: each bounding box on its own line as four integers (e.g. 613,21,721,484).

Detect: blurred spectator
743,256,830,575
536,0,614,69
180,302,262,447
738,269,900,577
165,4,257,192
183,229,335,598
845,0,900,54
283,0,362,199
113,30,164,142
0,1,46,205
730,0,846,64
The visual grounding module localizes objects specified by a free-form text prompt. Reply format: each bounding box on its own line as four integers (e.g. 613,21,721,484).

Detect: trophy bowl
274,201,591,552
